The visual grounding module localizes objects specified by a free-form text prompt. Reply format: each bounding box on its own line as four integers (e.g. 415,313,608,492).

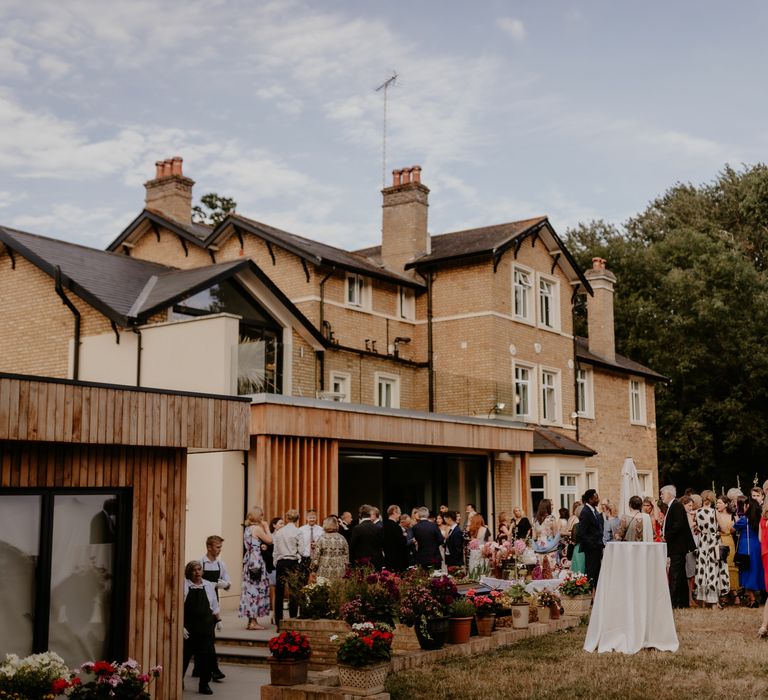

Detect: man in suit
660,485,696,608
382,505,409,572
339,511,354,543
350,504,384,569
579,489,604,590
443,510,464,568
412,506,445,569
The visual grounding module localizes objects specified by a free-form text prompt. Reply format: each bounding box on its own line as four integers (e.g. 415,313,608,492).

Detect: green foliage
192,192,237,226
566,164,768,488
448,597,476,618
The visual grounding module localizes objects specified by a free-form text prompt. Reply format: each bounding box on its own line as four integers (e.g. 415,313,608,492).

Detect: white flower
329,634,339,641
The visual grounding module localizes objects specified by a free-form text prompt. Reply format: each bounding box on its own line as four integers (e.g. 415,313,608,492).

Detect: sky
0,1,767,252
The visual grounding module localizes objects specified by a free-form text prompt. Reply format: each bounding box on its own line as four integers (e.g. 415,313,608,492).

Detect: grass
385,608,768,699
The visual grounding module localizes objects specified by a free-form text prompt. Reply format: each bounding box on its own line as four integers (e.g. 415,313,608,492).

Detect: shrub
448,598,476,618
268,631,312,661
335,622,393,668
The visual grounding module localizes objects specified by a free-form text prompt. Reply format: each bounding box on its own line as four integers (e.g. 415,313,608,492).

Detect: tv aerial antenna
375,71,398,188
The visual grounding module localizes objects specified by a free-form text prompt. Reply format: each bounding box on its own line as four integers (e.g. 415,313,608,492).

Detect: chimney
584,257,617,362
381,165,430,271
143,156,195,223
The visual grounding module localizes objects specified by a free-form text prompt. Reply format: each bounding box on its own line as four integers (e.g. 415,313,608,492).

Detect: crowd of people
180,482,768,692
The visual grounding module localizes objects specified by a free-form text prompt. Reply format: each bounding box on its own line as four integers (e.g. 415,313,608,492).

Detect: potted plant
536,588,560,622
559,575,592,615
397,573,456,650
339,567,401,627
335,622,393,696
447,597,475,644
0,652,70,700
267,631,312,686
464,588,502,636
504,583,531,629
52,659,162,699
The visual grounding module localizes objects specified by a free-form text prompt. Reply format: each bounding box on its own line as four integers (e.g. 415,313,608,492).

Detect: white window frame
530,474,546,515
536,272,560,331
329,371,351,403
345,273,371,309
576,367,594,419
586,470,598,491
513,265,534,324
560,474,578,512
513,362,536,422
540,367,561,425
398,286,416,321
629,378,646,425
374,372,400,409
637,471,653,498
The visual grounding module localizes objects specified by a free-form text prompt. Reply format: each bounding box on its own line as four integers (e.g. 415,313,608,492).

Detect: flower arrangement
52,660,161,699
446,566,467,580
340,568,400,626
268,631,312,661
428,573,458,613
536,588,560,607
559,575,592,597
0,652,69,700
335,623,393,668
299,576,336,620
397,582,443,626
464,589,504,616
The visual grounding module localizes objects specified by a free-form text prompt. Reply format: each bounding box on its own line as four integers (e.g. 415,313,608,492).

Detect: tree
192,192,237,227
566,164,768,490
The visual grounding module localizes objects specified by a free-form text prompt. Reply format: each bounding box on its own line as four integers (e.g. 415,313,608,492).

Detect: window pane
515,366,530,417
0,495,41,656
48,495,118,667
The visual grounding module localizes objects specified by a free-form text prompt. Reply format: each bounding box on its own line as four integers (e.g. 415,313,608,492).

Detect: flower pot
550,603,561,620
561,594,592,616
448,616,473,644
414,617,450,650
338,662,390,696
510,604,529,629
538,606,550,622
268,658,309,686
476,613,495,637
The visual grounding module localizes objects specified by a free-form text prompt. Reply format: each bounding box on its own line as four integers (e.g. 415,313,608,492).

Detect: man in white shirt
298,509,324,564
273,509,302,625
196,536,230,682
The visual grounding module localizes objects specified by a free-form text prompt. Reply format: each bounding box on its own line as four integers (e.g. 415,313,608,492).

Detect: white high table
584,541,678,654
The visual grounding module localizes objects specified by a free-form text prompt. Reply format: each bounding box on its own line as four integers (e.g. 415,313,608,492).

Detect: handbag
733,523,751,571
248,564,263,582
719,545,730,563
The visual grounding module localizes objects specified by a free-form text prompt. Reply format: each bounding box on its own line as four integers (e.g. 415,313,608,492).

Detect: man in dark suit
579,489,604,590
660,485,696,608
443,511,464,568
338,511,354,543
412,506,445,569
350,504,384,569
382,505,409,572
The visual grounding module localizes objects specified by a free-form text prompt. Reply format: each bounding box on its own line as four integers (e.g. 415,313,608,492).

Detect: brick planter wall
280,619,351,670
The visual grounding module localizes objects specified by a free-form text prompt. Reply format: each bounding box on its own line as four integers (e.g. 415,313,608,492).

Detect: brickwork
0,254,113,377
494,456,517,516
291,330,318,398
381,180,430,271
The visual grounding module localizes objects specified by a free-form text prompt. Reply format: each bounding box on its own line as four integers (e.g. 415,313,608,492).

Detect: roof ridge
431,216,547,240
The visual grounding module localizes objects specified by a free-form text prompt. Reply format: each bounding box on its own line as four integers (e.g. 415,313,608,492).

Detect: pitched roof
108,209,213,251
575,337,666,381
533,426,596,456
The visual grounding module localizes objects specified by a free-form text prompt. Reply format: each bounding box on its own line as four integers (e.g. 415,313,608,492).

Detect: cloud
37,53,71,80
0,37,28,77
10,203,128,247
0,191,13,208
496,17,526,42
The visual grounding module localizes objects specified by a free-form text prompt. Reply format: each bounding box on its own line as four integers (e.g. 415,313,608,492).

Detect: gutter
54,265,81,380
416,269,434,411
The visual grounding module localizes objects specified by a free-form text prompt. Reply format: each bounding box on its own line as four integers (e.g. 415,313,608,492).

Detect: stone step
216,644,272,666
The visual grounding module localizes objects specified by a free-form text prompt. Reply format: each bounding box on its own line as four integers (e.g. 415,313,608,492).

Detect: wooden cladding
0,374,250,451
251,435,338,520
0,441,186,700
250,399,534,453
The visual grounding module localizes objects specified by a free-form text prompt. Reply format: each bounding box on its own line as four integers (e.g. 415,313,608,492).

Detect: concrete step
216,643,272,667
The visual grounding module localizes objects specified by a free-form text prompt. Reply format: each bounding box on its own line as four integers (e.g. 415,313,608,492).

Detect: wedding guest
512,506,532,540
412,506,444,569
642,497,663,542
350,504,384,568
183,561,221,695
400,513,416,566
751,486,765,508
273,509,302,625
570,504,586,574
602,503,621,544
615,496,652,542
694,490,729,608
496,512,511,544
310,516,349,581
371,507,383,527
298,509,324,569
732,497,764,607
661,485,696,608
467,513,491,571
532,499,561,570
716,496,738,592
197,536,230,683
436,513,450,540
558,508,570,535
579,490,604,590
727,487,744,513
339,511,354,543
265,517,283,624
382,505,409,572
464,504,477,530
564,507,580,558
239,508,271,631
444,511,465,568
680,495,699,607
758,501,768,637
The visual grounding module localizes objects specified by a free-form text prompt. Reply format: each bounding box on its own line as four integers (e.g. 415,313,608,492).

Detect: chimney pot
171,156,183,176
145,155,195,223
392,169,402,187
412,166,422,184
155,161,163,179
402,167,412,184
592,257,607,270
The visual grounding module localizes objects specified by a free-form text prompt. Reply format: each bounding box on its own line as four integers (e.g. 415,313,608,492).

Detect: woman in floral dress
239,508,271,630
694,490,729,607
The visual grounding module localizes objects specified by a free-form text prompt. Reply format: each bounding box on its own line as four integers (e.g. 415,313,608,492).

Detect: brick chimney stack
381,165,430,272
584,257,617,362
144,156,195,223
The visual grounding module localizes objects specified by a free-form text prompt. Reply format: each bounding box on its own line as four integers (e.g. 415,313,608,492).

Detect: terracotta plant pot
337,662,390,696
448,616,473,644
538,605,550,622
476,613,495,637
268,658,309,686
550,603,561,620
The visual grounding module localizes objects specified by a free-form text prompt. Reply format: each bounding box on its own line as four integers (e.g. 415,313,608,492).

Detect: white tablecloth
584,542,678,654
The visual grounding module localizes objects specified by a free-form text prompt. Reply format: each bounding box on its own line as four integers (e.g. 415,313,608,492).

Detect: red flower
52,678,70,693
92,661,115,675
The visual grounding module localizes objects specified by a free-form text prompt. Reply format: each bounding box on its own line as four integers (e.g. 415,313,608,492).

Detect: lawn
385,608,768,699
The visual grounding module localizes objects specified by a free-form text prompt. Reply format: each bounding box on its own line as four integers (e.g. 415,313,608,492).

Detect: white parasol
618,456,643,516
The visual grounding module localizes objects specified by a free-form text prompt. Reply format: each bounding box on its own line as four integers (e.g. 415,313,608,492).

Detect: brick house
0,157,662,594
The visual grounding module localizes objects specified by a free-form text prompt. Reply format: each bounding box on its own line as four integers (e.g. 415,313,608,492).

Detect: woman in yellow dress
716,495,739,593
